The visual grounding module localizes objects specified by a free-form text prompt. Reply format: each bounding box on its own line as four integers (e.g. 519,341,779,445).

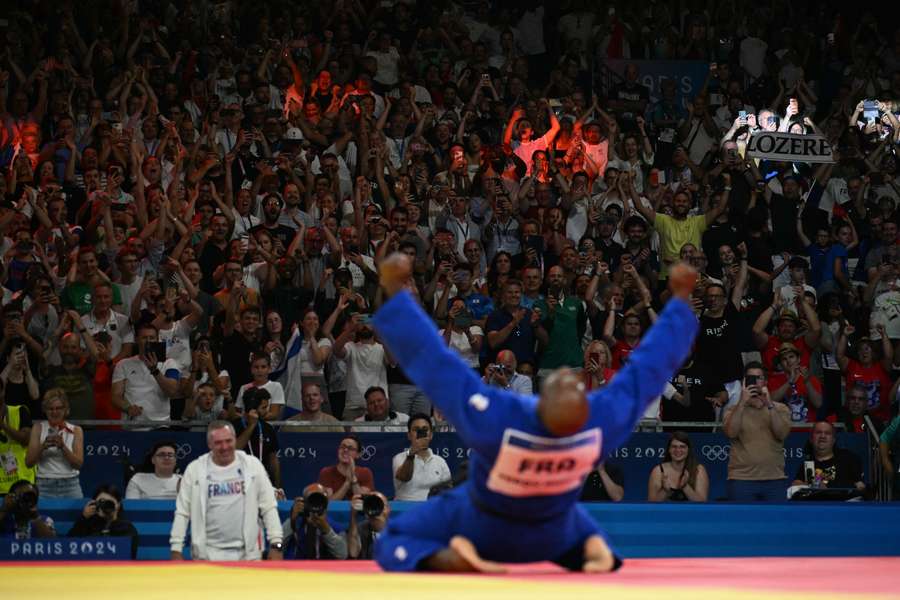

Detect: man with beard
219,307,265,399
632,177,729,280
81,282,133,362
41,323,99,421
262,257,313,329
199,214,232,294
251,194,295,250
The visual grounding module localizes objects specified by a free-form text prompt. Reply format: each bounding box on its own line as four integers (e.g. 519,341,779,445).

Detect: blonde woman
582,340,616,391
25,388,84,498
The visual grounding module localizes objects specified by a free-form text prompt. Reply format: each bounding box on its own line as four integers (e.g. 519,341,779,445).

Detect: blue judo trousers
371,291,699,571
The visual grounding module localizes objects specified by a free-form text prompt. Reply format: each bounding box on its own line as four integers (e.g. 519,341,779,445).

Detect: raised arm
586,264,699,451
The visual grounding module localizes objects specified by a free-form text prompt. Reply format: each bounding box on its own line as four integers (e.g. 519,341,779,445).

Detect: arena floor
5,557,899,600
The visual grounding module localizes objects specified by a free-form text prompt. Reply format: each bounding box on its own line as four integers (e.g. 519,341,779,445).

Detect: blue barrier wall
79,431,870,502
36,499,900,561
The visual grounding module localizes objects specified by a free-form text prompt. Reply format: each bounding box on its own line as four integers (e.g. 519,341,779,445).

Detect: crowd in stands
1,0,900,531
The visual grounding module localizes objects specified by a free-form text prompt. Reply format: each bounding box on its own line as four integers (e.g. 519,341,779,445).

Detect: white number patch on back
486,428,602,497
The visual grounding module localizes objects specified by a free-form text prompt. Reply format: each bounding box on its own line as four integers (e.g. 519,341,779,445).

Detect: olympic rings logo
358,445,377,461
701,445,731,461
175,444,193,460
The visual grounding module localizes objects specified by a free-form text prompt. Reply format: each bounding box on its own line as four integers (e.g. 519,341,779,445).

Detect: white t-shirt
513,134,552,175
205,459,246,549
343,342,388,411
352,412,410,433
158,317,194,371
391,450,452,501
740,37,768,79
235,380,285,410
113,356,181,422
299,337,333,377
439,326,484,368
125,472,181,499
114,277,144,317
366,48,401,86
82,310,134,358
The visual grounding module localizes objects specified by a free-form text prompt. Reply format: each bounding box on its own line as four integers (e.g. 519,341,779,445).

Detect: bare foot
582,535,616,573
428,536,506,573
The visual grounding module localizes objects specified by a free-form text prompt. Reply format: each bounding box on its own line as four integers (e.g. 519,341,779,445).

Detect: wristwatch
269,541,284,552
149,367,161,376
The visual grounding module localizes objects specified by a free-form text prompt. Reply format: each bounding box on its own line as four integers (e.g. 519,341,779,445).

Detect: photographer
392,414,451,501
283,483,347,559
482,350,532,395
346,492,390,560
68,485,138,559
0,480,55,539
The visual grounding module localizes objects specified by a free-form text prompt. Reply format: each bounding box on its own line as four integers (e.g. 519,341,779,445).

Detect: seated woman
647,431,709,502
125,440,182,499
68,485,139,559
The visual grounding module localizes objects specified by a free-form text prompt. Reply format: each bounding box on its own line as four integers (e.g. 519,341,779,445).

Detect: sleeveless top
658,463,688,502
37,421,79,479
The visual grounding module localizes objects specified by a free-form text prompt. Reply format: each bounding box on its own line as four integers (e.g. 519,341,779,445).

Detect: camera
415,427,429,439
97,499,117,514
361,494,384,518
304,491,328,516
15,490,38,516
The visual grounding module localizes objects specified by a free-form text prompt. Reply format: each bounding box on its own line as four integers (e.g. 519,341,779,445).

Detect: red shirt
766,373,822,423
762,336,812,372
611,340,637,370
584,368,617,392
844,359,892,422
317,465,374,498
92,360,120,429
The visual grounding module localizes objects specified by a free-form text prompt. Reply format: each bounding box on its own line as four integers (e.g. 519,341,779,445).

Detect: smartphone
657,170,666,185
589,352,601,365
145,341,167,360
745,374,759,387
481,73,490,82
863,100,879,123
649,170,659,186
358,314,373,325
827,32,835,45
415,427,429,439
453,315,472,329
738,110,747,120
525,235,544,255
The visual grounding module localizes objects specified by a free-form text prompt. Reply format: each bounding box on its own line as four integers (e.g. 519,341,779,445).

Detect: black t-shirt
769,193,804,254
702,220,740,275
0,405,32,444
792,449,863,488
250,224,296,251
579,463,625,502
218,332,265,397
232,418,280,462
262,285,313,330
696,302,745,383
663,361,725,422
199,241,229,294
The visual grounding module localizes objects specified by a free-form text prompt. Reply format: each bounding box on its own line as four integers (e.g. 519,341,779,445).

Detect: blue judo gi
371,291,698,571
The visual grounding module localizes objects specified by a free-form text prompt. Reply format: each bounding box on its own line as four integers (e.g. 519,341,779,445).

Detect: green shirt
880,415,900,445
62,281,123,315
535,296,586,370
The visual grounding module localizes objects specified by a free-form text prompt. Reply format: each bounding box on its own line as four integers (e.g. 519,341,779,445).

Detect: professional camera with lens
361,494,384,518
303,491,328,516
97,499,117,515
15,490,38,517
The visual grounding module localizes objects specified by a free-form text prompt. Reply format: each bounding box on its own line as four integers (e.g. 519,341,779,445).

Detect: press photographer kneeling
0,480,55,538
283,483,348,559
346,491,390,559
68,485,138,558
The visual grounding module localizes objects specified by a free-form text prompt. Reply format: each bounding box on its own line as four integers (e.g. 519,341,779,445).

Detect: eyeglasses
339,444,359,451
154,452,176,459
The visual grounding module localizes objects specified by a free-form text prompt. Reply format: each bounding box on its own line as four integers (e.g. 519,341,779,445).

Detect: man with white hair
169,421,283,560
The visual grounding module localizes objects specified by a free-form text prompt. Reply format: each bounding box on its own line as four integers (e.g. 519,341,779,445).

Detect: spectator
231,387,281,488
346,491,391,559
282,383,342,432
353,386,409,433
439,296,484,369
392,414,451,502
752,293,822,373
663,352,727,423
829,384,884,434
111,322,181,426
723,363,792,501
333,313,389,420
234,353,285,421
837,324,895,423
68,485,138,558
0,480,55,538
484,279,545,367
581,340,616,392
317,434,374,501
535,265,587,374
483,350,533,395
792,422,866,492
40,312,100,420
768,342,824,423
283,483,348,560
0,381,34,494
647,431,710,502
880,414,900,498
170,421,283,561
126,440,182,500
1,339,39,418
579,463,625,503
219,307,265,399
25,389,84,498
81,282,133,362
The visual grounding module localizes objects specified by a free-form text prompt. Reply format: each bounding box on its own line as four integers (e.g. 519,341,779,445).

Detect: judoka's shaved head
538,368,589,437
